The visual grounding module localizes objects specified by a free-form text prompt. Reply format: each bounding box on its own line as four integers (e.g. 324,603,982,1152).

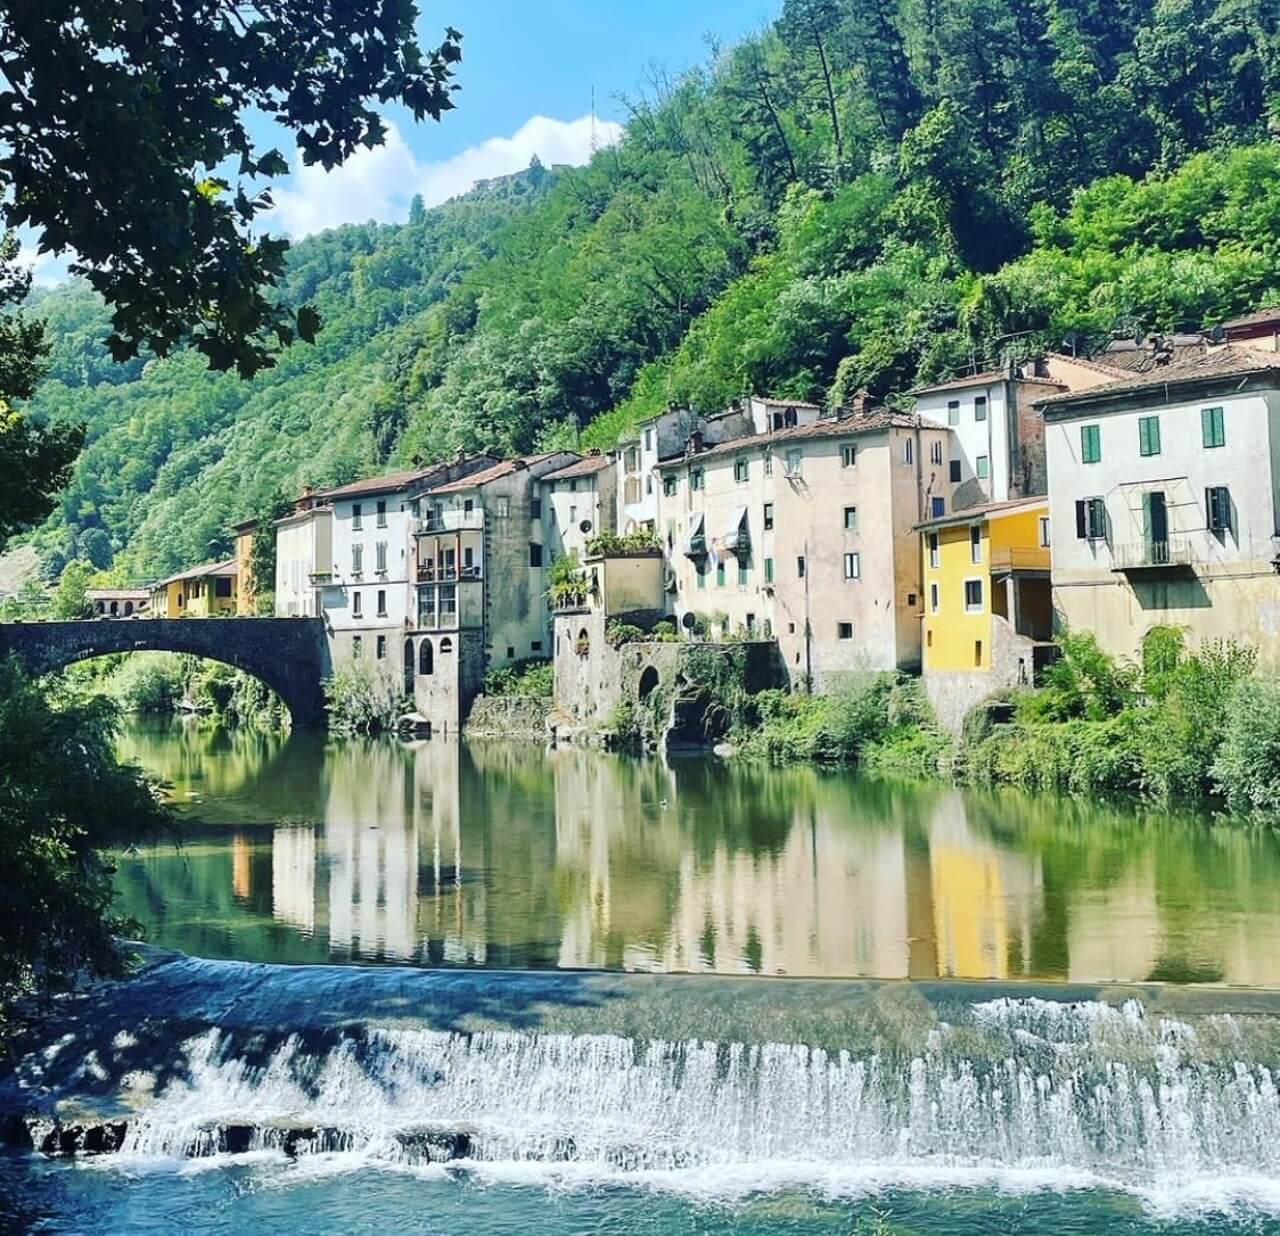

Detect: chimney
587,447,601,457
848,388,874,417
1152,334,1174,367
688,430,704,454
1032,355,1049,379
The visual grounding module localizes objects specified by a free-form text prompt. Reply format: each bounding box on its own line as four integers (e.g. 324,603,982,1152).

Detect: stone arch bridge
0,618,332,726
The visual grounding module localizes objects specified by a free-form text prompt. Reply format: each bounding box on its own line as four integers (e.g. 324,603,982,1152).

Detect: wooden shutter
1075,500,1087,539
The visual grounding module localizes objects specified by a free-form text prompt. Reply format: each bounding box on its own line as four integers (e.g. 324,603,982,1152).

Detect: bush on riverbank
324,662,404,736
0,658,171,1031
481,658,553,699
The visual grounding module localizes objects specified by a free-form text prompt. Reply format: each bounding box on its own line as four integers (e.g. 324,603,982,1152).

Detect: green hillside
16,0,1280,582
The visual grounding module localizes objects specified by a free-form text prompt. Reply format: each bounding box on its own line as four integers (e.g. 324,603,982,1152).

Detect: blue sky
264,0,780,236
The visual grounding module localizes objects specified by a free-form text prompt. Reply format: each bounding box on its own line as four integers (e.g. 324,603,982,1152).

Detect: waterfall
112,995,1280,1203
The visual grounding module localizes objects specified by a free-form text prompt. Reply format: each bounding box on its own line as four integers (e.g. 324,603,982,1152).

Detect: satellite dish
681,612,697,631
1210,325,1225,344
579,519,593,534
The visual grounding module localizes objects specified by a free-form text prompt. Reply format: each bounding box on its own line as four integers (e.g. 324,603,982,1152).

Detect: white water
106,996,1280,1212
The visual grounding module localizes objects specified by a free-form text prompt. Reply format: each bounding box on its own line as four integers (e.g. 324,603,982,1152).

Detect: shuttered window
1202,406,1225,448
1138,416,1161,457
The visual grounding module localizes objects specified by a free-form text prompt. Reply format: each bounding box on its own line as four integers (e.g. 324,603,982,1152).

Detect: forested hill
18,0,1280,582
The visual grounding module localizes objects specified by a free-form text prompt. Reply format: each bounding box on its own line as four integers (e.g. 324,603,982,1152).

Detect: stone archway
638,665,659,702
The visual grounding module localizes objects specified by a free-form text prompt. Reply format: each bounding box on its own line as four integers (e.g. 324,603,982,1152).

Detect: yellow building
232,519,258,615
148,559,239,618
917,497,1053,730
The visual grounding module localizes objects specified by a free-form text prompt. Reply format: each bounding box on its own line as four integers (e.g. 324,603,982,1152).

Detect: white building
540,452,617,565
1039,345,1280,661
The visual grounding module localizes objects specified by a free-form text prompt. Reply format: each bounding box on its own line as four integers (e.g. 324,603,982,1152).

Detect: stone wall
464,695,552,738
924,614,1037,733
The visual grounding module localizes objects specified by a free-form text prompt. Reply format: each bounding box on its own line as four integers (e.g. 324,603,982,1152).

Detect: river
6,718,1280,1233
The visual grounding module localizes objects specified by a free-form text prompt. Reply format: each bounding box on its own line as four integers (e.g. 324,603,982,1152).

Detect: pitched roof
909,368,1064,397
1222,305,1280,331
153,558,238,588
540,454,613,481
1043,351,1133,380
315,467,441,501
1036,345,1280,411
658,410,928,467
423,452,573,495
914,495,1048,532
1091,338,1208,374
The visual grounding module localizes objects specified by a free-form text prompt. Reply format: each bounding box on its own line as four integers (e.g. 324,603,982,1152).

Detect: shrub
1020,631,1138,722
1212,679,1280,815
738,673,901,765
606,621,645,648
324,662,403,736
110,652,188,713
483,658,554,698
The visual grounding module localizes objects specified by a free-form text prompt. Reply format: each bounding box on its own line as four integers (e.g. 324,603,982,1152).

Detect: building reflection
172,727,1280,987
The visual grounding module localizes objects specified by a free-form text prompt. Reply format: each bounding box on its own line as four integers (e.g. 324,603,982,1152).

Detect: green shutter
1139,416,1161,456
1202,406,1225,448
1081,424,1100,463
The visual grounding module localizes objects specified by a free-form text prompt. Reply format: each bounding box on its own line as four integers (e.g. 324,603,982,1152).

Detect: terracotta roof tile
423,452,572,494
540,454,613,481
1222,305,1280,331
914,495,1047,532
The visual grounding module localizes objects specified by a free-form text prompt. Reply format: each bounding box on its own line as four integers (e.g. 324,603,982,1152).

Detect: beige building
656,404,957,684
540,452,617,565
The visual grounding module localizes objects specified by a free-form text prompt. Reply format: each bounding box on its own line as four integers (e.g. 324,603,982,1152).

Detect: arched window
109,600,118,616
575,627,590,658
404,639,416,693
124,601,134,616
419,639,434,675
439,637,453,655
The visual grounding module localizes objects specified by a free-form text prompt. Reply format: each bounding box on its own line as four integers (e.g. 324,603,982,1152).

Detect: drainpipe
803,537,813,694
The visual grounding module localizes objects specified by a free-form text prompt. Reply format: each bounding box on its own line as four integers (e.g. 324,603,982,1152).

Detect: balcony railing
989,546,1051,573
308,569,335,584
1110,538,1196,572
417,564,482,583
416,508,485,534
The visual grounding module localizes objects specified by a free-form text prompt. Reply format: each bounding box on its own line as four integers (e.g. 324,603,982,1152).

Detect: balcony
1110,538,1196,572
308,569,335,585
989,546,1051,574
416,508,485,534
417,564,482,583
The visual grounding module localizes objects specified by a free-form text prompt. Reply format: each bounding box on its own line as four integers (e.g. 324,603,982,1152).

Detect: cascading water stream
111,995,1280,1201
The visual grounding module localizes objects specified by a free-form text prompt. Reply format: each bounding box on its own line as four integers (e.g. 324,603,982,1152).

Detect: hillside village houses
132,304,1280,735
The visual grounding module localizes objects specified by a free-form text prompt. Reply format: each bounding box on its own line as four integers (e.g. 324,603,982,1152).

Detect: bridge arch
0,618,332,727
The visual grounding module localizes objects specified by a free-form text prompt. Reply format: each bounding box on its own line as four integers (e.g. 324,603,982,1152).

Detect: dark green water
9,719,1280,1234
113,718,1280,985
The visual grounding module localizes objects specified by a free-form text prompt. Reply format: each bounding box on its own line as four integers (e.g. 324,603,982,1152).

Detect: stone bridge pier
0,618,332,727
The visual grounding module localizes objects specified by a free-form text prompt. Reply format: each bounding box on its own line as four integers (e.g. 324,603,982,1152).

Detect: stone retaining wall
463,695,551,738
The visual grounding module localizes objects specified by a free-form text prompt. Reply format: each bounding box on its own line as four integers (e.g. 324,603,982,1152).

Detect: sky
26,0,778,283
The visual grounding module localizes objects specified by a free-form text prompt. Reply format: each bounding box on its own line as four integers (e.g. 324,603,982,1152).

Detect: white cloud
266,112,623,238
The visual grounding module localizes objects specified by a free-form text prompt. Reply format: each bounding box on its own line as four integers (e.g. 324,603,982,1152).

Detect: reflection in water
114,719,1280,984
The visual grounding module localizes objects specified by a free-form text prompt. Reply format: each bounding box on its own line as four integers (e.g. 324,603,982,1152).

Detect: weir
9,952,1280,1211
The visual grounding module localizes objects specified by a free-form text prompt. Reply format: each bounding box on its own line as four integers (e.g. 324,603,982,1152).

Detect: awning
721,507,751,556
684,512,707,559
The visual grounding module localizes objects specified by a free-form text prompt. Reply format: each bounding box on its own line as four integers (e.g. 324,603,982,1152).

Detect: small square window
1075,497,1107,540
763,502,774,531
464,498,474,514
1138,415,1161,457
976,455,990,479
1038,516,1051,547
949,459,961,483
902,438,914,465
352,504,363,530
529,542,544,567
928,533,939,569
531,498,542,519
970,525,982,564
843,506,858,531
1202,406,1226,448
764,557,774,583
734,458,749,483
947,400,960,426
690,468,704,491
532,641,543,652
376,634,387,660
907,592,917,607
837,622,854,640
931,496,945,517
975,396,987,423
352,591,362,618
841,443,857,468
507,645,515,659
974,639,983,666
738,561,749,585
763,452,773,477
496,496,510,517
376,588,387,617
376,499,387,528
843,552,860,580
716,562,726,587
785,448,804,476
663,475,677,496
796,556,806,578
788,622,796,634
929,582,939,613
352,634,363,658
1206,485,1232,535
964,579,983,612
1081,424,1101,464
930,440,943,466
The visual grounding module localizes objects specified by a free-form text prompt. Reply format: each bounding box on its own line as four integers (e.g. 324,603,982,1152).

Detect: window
928,533,940,569
464,498,474,515
697,559,707,589
716,562,726,587
1202,405,1226,448
690,468,704,491
439,637,453,654
970,525,982,564
376,499,387,528
644,428,653,451
796,555,806,578
1138,415,1161,457
663,474,677,497
1039,516,1051,547
763,503,774,531
569,506,577,525
841,443,857,468
843,552,861,580
376,635,387,660
352,503,363,530
738,560,750,585
931,497,945,517
785,448,804,476
764,557,774,583
352,635,363,658
929,582,939,613
964,579,983,612
532,641,543,653
947,400,960,426
734,458,749,483
376,589,387,617
949,459,961,483
440,587,456,623
496,496,510,517
419,640,433,675
411,499,421,518
529,542,544,567
843,506,858,531
645,476,652,495
975,396,988,423
907,592,917,607
1206,485,1233,535
763,452,773,477
507,645,515,659
902,437,914,465
463,546,475,572
837,622,854,640
974,640,983,666
569,479,578,493
930,440,943,466
976,455,990,479
531,498,542,519
352,591,362,618
215,577,232,598
1074,497,1107,541
375,541,387,573
352,544,363,574
1081,424,1101,464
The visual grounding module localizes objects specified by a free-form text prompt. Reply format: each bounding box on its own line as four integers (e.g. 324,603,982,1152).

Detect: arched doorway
403,638,415,695
420,640,435,674
638,665,659,701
